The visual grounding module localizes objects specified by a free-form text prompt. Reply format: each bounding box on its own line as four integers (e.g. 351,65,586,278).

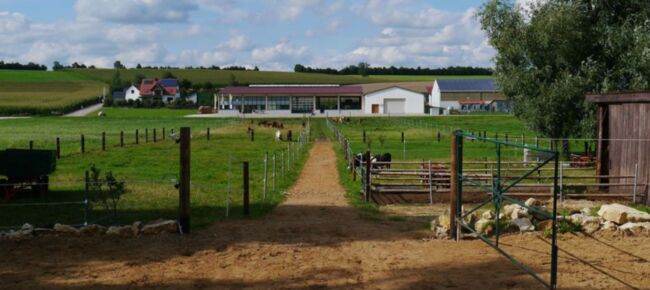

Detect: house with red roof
139,78,180,103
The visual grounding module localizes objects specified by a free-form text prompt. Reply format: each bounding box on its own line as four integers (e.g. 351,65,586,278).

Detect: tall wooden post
135,129,139,144
162,128,166,140
179,127,191,234
29,140,33,150
250,129,255,142
81,134,85,153
56,137,61,159
120,131,124,147
207,128,210,141
450,131,461,240
365,150,371,202
362,129,366,143
243,161,250,216
145,128,149,143
153,128,157,143
102,132,106,151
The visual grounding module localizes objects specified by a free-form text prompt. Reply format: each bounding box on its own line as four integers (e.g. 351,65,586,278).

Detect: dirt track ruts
0,140,649,289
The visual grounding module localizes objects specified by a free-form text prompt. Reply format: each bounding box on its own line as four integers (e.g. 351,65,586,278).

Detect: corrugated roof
354,81,431,95
436,79,497,92
220,85,363,95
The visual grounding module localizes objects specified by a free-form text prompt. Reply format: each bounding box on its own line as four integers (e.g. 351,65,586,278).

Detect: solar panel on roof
436,79,497,91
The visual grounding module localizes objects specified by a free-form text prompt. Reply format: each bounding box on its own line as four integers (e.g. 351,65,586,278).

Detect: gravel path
64,103,103,117
0,140,648,289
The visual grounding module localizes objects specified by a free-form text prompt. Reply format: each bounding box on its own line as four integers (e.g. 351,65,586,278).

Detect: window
267,96,290,110
340,96,361,110
317,97,338,110
240,96,265,113
291,96,314,113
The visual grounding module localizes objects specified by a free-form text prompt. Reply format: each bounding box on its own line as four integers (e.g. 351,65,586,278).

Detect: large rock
481,210,494,220
6,229,32,241
581,217,601,234
524,198,539,207
140,220,178,235
580,208,593,216
597,204,650,224
618,222,650,236
511,218,535,232
567,214,587,224
437,215,451,229
475,218,492,234
504,204,529,220
53,223,80,234
132,221,142,236
80,224,105,235
601,221,618,232
106,225,133,236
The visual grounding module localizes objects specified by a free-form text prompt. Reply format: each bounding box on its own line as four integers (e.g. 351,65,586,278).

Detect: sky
0,0,500,71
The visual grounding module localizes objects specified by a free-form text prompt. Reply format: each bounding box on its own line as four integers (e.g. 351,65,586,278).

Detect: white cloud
0,11,29,34
251,41,308,63
222,34,251,51
75,0,197,23
176,49,234,66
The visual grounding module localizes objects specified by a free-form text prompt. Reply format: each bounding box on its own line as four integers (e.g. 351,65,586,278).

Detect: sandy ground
1,140,649,290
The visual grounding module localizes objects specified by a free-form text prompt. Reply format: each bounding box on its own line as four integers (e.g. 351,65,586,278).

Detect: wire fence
0,122,312,230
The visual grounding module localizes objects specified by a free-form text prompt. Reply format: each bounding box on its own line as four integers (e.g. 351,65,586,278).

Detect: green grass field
0,108,312,228
0,70,105,116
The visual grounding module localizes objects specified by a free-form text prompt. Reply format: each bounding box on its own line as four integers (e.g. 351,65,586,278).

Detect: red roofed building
139,78,180,103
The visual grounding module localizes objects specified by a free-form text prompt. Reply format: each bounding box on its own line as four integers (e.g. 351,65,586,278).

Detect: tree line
294,63,493,76
0,60,47,71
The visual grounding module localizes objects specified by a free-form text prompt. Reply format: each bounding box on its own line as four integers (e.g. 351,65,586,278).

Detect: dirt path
64,103,103,117
1,140,649,289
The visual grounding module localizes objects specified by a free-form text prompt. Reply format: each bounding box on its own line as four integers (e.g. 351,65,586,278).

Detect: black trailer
0,149,57,201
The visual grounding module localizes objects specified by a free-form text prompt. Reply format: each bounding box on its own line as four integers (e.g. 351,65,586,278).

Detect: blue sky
0,0,498,70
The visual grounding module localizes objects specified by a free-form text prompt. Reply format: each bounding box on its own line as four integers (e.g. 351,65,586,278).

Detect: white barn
124,85,140,101
363,86,425,114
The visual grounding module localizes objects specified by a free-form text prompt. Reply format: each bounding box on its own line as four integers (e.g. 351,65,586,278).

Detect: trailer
0,149,57,201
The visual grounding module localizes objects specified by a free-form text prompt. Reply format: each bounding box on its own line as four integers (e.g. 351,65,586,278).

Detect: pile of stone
0,219,179,241
431,199,650,239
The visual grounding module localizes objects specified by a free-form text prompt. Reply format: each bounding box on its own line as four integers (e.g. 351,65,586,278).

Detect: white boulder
106,225,132,236
598,203,650,224
601,221,618,232
53,223,80,234
140,220,178,235
581,217,600,234
511,218,535,232
618,222,650,236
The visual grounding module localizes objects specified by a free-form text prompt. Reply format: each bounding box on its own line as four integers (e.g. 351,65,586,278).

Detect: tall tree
479,0,650,139
110,71,123,92
113,60,126,69
358,62,370,77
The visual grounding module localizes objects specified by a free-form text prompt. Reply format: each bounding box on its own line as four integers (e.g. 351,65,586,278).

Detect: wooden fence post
179,127,191,234
81,134,85,153
145,128,149,143
135,129,139,145
450,131,461,240
363,129,366,143
250,129,255,142
207,128,210,141
365,150,371,202
243,161,250,216
263,152,268,201
56,137,61,159
102,132,106,151
120,131,124,147
29,140,33,150
153,128,157,143
162,128,165,140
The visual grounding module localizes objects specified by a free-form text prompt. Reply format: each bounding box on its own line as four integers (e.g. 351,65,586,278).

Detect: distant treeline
294,64,493,76
0,61,47,71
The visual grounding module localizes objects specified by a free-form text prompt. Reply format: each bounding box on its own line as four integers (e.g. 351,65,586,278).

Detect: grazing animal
275,130,282,141
97,111,106,117
286,130,293,141
375,153,392,169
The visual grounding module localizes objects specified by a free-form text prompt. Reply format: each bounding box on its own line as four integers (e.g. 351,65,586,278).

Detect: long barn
586,91,650,201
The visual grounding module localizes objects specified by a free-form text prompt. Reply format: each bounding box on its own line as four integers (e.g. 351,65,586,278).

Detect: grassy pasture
66,68,394,87
333,115,541,162
0,70,105,116
0,108,311,228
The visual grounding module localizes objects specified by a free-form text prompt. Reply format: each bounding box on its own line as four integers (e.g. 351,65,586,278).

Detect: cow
351,152,392,169
374,153,392,169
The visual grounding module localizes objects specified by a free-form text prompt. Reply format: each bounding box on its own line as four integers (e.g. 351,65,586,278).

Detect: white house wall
363,87,424,114
125,85,140,101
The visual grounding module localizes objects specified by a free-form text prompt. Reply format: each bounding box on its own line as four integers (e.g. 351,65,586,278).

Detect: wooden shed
586,92,650,200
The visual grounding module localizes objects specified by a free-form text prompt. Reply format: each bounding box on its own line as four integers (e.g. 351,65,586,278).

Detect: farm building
216,82,429,115
216,85,365,115
586,91,650,197
139,78,180,103
429,79,509,113
124,85,140,101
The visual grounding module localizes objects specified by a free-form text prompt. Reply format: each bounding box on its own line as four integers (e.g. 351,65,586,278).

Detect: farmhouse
216,82,430,115
586,91,650,197
428,79,508,113
124,85,140,101
139,78,180,103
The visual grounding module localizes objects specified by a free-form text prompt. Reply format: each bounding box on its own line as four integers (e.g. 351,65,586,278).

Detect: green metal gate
452,131,560,289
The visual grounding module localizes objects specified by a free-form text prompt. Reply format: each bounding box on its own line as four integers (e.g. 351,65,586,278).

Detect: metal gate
451,130,560,290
